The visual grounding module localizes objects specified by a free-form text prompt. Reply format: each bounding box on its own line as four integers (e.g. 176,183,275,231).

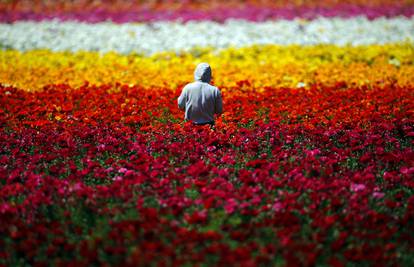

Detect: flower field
1,1,414,266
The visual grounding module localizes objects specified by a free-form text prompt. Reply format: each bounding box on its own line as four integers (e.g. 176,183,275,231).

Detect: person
178,63,223,127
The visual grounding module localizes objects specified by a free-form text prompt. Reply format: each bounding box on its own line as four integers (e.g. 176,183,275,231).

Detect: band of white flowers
1,17,413,54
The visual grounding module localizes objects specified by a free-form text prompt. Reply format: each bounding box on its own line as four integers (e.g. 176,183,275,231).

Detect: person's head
194,63,212,83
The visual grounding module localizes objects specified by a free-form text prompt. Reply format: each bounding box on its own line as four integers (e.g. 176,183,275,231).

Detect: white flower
296,82,306,88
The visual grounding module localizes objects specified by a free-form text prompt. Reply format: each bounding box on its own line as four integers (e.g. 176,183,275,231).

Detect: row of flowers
1,0,413,22
1,81,413,265
1,17,413,54
1,44,413,91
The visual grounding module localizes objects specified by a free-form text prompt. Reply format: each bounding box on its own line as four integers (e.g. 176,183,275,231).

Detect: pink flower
372,192,385,199
306,148,321,157
113,175,123,181
207,145,216,152
69,182,82,192
224,198,238,214
0,203,11,214
350,183,366,192
272,202,283,212
118,167,128,174
400,166,414,175
124,170,135,178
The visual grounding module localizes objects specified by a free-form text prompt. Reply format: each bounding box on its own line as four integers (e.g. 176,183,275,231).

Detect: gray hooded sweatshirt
178,63,223,124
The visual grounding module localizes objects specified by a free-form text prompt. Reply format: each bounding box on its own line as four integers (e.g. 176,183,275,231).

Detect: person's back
178,63,223,125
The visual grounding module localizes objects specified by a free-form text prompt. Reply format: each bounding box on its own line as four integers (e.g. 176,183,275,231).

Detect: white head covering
194,63,212,83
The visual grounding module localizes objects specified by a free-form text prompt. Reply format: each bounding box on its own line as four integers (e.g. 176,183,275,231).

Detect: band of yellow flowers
2,43,413,92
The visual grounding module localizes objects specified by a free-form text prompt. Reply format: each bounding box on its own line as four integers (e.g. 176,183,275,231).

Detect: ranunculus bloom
350,183,366,192
372,192,385,199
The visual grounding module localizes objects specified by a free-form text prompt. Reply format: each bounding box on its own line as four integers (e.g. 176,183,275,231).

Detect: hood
194,63,212,83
